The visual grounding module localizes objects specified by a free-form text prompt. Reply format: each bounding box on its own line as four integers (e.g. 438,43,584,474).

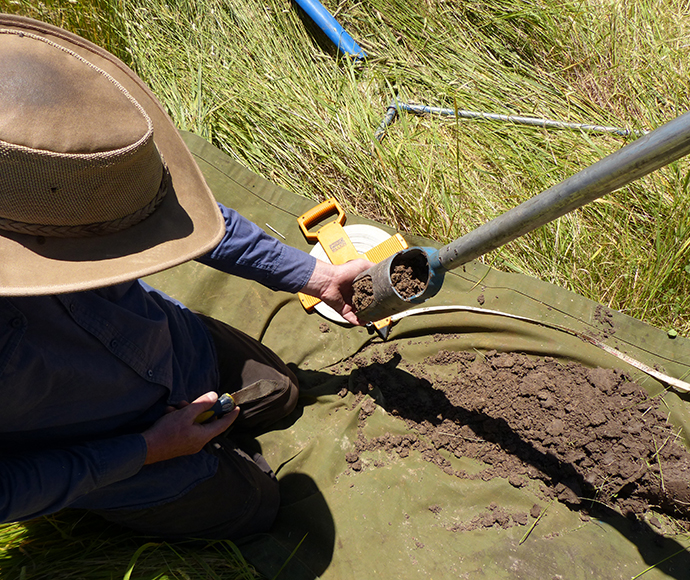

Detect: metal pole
438,111,690,271
398,103,645,137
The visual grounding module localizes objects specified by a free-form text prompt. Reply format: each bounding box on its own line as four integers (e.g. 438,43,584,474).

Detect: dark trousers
93,315,299,540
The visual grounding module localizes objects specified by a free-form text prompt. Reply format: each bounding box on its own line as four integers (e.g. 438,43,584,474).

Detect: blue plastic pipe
293,0,366,59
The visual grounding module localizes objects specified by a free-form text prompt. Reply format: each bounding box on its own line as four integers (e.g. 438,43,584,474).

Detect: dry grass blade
518,497,556,545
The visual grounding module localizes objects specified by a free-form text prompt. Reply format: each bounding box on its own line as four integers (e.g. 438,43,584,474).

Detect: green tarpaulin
144,132,690,580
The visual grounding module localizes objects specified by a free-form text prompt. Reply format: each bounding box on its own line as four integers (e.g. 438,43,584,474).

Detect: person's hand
142,391,239,465
301,258,374,325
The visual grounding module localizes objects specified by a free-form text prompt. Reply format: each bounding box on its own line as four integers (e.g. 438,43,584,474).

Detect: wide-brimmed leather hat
0,15,225,296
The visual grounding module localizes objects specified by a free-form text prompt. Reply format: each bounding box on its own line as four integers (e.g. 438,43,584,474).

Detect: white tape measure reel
308,224,392,324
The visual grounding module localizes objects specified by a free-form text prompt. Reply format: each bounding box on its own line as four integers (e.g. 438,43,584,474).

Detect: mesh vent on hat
0,137,164,227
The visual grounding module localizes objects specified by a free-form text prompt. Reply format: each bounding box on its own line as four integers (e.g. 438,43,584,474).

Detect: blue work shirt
0,204,316,523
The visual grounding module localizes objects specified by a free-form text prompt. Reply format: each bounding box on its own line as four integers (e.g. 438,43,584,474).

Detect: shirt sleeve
196,204,317,293
0,434,147,523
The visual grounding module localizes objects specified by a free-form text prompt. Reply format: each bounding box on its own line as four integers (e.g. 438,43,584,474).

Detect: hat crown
0,14,224,297
0,30,165,236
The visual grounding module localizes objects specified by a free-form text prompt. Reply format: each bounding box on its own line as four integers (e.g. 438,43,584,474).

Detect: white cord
390,305,690,394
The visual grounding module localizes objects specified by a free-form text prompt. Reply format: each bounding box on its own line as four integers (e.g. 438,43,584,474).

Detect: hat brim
0,15,225,296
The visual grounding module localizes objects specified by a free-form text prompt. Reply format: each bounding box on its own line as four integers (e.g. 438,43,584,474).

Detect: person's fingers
201,406,241,437
186,391,219,420
340,306,364,326
344,258,374,275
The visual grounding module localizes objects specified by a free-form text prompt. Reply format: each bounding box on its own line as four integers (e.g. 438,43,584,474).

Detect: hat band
0,165,170,239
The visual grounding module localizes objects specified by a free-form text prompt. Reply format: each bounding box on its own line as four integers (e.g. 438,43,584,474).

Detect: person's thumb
187,391,220,422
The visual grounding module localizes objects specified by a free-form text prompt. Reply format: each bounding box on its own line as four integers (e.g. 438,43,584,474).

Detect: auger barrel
353,111,690,323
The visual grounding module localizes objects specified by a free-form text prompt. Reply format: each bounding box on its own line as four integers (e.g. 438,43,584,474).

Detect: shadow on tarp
230,394,336,579
238,472,336,580
289,361,690,580
231,431,336,579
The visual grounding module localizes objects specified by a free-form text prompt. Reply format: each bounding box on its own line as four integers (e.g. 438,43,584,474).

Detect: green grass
4,0,690,334
0,511,259,579
1,0,690,575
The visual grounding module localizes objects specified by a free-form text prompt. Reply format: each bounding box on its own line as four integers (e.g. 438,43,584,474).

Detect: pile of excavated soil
333,343,690,530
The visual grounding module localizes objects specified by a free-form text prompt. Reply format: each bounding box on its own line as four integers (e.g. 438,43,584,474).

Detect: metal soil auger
353,111,690,323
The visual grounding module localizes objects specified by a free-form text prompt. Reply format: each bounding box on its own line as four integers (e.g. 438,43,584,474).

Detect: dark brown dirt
352,254,428,312
390,254,427,299
352,276,374,312
334,344,690,531
594,304,616,339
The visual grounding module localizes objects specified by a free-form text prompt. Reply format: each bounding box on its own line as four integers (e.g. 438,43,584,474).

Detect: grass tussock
0,511,260,579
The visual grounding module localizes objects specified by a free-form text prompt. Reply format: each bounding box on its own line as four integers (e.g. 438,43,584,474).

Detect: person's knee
233,374,299,431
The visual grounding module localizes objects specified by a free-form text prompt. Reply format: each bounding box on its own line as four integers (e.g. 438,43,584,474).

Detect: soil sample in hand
353,275,374,312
